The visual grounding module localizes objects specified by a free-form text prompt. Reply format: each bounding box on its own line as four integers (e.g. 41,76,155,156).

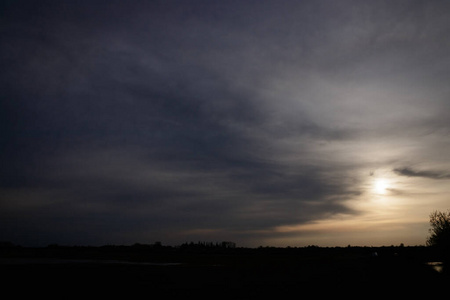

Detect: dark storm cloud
2,0,450,246
393,167,450,180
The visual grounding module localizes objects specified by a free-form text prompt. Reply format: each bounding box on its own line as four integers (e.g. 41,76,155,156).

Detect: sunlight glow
374,179,388,195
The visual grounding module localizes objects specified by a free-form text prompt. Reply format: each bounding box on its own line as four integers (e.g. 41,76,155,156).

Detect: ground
1,246,447,298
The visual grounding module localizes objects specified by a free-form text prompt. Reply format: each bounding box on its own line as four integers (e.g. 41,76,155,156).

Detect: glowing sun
374,179,389,194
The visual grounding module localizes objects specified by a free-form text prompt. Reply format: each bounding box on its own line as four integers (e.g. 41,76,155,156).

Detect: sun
374,179,389,194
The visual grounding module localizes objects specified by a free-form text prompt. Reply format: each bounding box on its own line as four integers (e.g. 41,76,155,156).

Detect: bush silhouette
427,210,450,262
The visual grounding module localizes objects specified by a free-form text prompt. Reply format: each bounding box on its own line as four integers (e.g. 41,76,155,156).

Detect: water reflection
426,262,444,273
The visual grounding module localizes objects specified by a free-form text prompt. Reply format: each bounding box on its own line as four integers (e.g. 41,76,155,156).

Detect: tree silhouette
427,210,450,263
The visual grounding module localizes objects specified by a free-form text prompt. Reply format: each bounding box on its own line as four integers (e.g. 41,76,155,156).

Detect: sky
2,0,450,247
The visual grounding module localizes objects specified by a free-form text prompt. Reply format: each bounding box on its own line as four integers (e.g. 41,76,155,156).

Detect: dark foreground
1,245,447,298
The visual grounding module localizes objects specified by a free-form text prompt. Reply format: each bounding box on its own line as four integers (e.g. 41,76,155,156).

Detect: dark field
1,245,447,298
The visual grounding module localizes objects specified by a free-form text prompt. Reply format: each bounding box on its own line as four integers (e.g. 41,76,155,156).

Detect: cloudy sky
2,0,450,247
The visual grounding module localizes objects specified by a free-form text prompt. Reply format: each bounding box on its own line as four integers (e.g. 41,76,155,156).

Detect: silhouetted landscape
1,242,447,297
3,2,450,298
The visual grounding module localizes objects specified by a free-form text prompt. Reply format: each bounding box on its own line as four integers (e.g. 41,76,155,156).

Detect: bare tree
427,210,450,262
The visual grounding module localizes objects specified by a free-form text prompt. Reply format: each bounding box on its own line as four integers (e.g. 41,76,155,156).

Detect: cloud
3,0,450,246
393,167,450,180
0,143,361,246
